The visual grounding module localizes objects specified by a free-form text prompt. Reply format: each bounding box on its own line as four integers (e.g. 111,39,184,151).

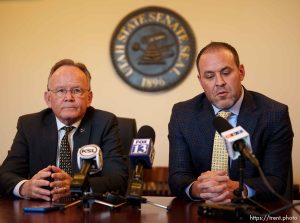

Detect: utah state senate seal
110,6,196,92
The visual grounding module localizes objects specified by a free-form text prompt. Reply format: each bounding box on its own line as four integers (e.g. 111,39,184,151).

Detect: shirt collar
56,118,81,131
212,87,244,115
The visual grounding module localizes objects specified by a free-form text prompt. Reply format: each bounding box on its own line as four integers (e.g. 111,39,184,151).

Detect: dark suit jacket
0,107,128,196
168,88,293,200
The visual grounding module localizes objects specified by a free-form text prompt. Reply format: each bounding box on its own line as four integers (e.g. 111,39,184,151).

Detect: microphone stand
70,165,170,211
72,190,169,211
71,189,128,211
198,152,268,221
232,154,246,204
126,165,170,210
231,152,269,217
71,172,127,210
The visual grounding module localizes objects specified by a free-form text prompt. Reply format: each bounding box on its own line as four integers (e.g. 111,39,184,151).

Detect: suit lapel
195,97,216,169
72,109,92,173
230,89,258,179
41,111,58,167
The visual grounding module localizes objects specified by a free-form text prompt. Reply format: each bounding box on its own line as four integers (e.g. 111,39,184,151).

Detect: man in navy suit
0,59,128,201
168,42,293,202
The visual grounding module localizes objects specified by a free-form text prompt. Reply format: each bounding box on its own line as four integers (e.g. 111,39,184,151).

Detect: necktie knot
62,126,74,134
217,111,231,120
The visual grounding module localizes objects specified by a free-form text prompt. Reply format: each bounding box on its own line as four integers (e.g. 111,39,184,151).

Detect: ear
239,64,245,81
44,91,52,108
87,91,93,106
197,74,203,87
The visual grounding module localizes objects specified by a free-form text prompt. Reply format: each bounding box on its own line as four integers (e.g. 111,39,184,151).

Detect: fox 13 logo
131,139,150,154
110,6,196,92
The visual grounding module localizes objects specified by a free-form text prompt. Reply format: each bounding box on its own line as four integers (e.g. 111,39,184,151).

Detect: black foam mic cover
137,125,156,144
213,116,233,134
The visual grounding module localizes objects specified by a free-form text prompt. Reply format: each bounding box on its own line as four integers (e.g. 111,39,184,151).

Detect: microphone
127,125,155,206
129,125,155,169
71,144,103,197
213,117,259,167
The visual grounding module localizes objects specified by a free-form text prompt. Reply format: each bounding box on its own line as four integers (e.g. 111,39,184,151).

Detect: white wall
1,0,299,184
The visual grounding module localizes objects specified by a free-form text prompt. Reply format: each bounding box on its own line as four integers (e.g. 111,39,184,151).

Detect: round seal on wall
110,6,196,92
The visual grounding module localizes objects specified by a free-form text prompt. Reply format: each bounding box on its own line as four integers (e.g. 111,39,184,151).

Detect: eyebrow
220,66,231,72
203,66,231,74
203,71,214,75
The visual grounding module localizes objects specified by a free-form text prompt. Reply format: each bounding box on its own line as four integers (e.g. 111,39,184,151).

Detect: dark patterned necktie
59,126,74,175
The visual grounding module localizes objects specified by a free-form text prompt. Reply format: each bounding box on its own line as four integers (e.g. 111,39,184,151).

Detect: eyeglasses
48,87,90,97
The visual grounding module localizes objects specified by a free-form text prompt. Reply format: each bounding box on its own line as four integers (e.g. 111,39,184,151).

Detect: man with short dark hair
168,42,293,202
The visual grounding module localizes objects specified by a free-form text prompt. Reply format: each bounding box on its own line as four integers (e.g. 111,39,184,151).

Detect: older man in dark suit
168,42,293,202
0,59,128,201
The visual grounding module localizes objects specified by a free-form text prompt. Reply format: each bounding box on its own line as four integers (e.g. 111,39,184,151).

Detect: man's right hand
191,170,231,203
19,165,53,201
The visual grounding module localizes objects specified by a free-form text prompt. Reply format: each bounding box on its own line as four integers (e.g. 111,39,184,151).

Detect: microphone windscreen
137,125,156,144
213,116,233,134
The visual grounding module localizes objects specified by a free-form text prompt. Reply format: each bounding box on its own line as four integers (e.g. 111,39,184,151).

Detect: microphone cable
248,165,300,216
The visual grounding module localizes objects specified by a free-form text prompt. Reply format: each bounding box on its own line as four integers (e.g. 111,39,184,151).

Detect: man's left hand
49,165,72,201
197,171,239,203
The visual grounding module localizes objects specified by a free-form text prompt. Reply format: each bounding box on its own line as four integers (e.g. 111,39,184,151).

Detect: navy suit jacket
168,89,293,200
0,107,128,196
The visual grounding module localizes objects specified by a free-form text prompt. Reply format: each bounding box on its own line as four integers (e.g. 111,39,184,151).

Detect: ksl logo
131,139,151,154
80,145,98,157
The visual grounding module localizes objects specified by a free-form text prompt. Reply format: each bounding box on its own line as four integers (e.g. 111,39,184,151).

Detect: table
0,196,298,223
